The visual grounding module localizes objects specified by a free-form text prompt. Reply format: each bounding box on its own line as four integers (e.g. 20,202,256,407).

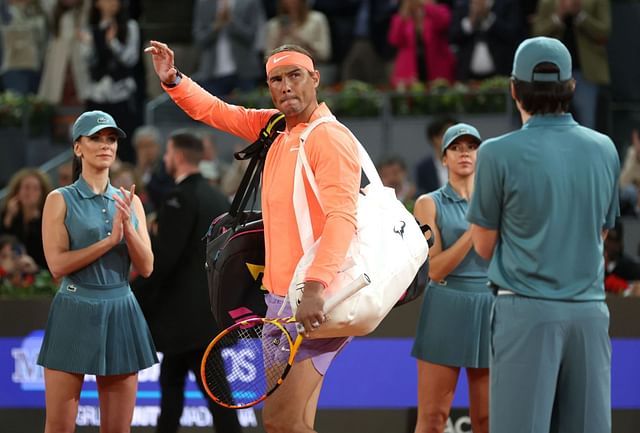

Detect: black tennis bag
205,113,285,329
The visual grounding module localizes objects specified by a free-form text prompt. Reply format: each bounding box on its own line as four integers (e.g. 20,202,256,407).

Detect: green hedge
0,270,58,299
0,91,54,136
230,77,512,117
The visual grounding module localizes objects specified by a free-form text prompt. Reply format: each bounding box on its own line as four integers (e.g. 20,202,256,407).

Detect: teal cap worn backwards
71,110,126,142
442,123,482,156
512,36,572,83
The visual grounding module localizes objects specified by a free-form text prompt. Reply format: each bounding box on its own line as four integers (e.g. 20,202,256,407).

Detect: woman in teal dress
37,111,157,432
411,123,491,433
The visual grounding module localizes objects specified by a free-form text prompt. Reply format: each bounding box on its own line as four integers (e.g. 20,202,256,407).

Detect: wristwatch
163,70,183,88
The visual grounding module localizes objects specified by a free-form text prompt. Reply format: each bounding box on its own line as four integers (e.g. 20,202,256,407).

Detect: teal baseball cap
441,123,482,156
512,36,572,83
72,110,126,142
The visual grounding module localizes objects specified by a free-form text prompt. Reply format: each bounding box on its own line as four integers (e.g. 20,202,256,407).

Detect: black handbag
205,113,286,329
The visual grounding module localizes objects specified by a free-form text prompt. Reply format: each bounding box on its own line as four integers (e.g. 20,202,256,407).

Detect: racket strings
202,320,292,407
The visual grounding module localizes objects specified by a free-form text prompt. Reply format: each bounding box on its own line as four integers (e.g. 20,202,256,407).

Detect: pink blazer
388,3,456,87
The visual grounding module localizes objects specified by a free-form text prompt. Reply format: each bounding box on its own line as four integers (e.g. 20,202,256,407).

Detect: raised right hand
144,40,178,84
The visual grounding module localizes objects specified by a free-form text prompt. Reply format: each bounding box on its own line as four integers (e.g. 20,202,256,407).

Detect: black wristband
163,70,182,88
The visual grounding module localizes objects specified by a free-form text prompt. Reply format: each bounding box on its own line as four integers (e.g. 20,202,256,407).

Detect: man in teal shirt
467,37,619,433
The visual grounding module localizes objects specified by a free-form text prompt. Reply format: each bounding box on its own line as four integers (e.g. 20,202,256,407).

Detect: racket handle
323,273,370,314
295,273,370,334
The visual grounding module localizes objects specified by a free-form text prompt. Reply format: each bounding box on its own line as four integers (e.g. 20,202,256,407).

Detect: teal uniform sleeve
467,143,502,229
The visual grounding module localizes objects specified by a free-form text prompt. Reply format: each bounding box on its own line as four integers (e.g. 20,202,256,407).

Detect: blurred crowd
0,0,613,139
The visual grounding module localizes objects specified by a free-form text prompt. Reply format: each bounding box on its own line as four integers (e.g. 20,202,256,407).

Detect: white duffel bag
288,116,429,338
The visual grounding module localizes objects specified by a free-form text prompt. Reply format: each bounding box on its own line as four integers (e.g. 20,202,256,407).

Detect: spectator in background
84,0,141,164
0,0,47,95
620,129,640,216
265,0,333,82
388,0,455,89
449,0,524,81
191,0,265,97
220,141,251,199
38,0,91,106
0,168,52,270
341,0,398,85
132,131,239,433
604,221,640,296
415,115,457,195
130,125,174,214
532,0,611,130
57,161,74,187
311,0,359,70
378,155,416,210
0,234,39,288
197,130,229,186
139,0,197,99
132,125,163,186
111,161,153,217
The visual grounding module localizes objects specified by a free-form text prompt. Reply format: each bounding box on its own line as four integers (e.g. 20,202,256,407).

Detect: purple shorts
265,293,352,375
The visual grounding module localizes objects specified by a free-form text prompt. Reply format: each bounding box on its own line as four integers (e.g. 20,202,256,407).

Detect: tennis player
146,41,361,433
467,37,620,433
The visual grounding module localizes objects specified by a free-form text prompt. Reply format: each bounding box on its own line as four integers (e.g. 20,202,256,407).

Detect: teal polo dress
412,183,491,368
37,176,158,375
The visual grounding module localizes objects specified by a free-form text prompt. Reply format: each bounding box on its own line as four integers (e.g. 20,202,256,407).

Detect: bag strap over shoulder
228,112,286,218
293,116,384,251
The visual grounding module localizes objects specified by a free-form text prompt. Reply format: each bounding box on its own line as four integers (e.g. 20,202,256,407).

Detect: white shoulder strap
293,116,384,251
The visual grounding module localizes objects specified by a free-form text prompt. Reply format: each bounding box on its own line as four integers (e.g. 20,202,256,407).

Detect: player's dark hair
512,63,575,115
169,130,204,165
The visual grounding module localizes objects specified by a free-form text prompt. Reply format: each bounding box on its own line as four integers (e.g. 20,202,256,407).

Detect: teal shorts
490,294,611,433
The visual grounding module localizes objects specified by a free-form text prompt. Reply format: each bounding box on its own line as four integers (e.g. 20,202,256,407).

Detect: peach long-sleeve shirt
164,77,360,296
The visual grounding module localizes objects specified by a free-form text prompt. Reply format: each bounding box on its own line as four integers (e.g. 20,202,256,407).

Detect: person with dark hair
377,155,416,209
84,0,141,163
131,130,241,433
145,40,361,432
449,0,524,81
467,37,619,433
415,115,458,195
412,123,490,433
37,110,157,433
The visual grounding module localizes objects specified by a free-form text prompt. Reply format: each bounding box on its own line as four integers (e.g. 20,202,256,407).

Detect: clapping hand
106,22,118,42
111,185,136,245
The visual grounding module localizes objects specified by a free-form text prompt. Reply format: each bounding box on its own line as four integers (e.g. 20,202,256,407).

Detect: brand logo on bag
393,221,406,239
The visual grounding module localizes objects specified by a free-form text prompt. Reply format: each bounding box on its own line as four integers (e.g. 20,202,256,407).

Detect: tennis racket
200,273,371,409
